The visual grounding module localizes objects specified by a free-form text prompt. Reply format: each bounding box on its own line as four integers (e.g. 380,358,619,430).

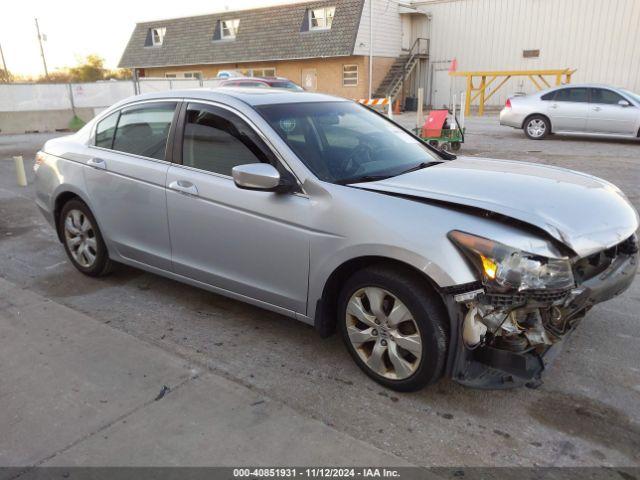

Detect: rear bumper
499,108,524,129
445,247,638,389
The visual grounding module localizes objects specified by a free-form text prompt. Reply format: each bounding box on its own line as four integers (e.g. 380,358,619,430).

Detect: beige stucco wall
143,55,397,100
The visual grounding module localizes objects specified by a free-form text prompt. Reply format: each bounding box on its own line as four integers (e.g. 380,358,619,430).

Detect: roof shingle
118,0,365,69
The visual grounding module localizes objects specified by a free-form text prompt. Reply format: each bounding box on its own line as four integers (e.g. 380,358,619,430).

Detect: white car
500,84,640,140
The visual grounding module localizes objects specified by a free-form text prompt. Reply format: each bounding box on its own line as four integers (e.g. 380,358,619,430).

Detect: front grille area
573,234,638,283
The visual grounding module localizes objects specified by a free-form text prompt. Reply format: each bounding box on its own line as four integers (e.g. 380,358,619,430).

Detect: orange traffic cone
393,98,402,114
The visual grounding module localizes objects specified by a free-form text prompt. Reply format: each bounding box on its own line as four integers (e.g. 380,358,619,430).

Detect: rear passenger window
541,91,556,101
182,103,275,176
554,88,588,103
95,112,119,149
112,103,176,160
590,89,624,105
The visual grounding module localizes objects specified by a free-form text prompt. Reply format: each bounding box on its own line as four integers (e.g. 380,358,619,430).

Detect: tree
30,55,132,83
0,68,10,83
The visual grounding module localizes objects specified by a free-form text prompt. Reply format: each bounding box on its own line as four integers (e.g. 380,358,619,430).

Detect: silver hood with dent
353,157,639,258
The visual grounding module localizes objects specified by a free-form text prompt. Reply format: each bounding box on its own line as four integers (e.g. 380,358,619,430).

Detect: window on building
221,19,240,39
95,112,120,149
554,88,588,103
309,7,335,30
182,103,274,176
590,88,625,105
151,27,166,46
343,65,358,87
239,68,276,78
165,72,202,79
112,103,177,160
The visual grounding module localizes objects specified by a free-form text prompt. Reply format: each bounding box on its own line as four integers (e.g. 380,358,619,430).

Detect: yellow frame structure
449,69,576,116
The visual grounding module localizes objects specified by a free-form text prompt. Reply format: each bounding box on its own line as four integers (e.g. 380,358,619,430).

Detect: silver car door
587,88,638,135
166,102,310,313
84,101,178,270
546,87,589,132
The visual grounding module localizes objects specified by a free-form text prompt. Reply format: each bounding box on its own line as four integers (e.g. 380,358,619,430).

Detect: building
118,0,430,102
120,0,640,109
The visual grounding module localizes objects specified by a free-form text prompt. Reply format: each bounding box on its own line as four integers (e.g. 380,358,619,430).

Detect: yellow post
555,74,562,85
464,74,472,117
478,76,486,116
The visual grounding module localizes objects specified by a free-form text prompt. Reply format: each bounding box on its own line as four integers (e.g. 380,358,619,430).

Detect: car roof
544,83,624,90
124,87,348,107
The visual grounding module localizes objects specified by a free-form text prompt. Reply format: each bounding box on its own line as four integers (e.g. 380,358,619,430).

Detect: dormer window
221,19,240,39
151,27,166,46
309,6,335,30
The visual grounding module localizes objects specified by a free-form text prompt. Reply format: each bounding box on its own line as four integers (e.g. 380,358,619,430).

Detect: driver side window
181,103,277,176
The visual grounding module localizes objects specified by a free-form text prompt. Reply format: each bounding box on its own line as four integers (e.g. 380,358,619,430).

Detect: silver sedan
500,84,640,140
34,88,639,391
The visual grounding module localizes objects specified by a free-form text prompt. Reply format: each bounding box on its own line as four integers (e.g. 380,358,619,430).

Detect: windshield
621,89,640,104
257,102,440,183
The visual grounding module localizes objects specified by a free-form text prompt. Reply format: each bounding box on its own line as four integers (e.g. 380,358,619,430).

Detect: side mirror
618,99,631,107
232,163,296,193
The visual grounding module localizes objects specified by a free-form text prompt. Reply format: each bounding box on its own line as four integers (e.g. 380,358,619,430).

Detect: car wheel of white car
60,199,113,277
524,115,550,140
338,265,448,391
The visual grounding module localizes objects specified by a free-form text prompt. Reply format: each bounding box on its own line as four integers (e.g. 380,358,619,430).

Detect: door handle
168,180,199,196
549,104,558,109
593,106,602,112
87,158,106,169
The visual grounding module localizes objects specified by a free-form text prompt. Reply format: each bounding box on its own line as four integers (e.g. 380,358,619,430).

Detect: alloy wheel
345,287,422,380
527,119,546,138
64,209,98,268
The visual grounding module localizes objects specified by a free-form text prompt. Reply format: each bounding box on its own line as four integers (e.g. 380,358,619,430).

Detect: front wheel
338,266,449,392
524,115,550,140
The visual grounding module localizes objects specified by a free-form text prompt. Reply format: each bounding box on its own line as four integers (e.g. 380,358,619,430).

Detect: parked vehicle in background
500,84,640,140
34,88,638,392
220,77,304,91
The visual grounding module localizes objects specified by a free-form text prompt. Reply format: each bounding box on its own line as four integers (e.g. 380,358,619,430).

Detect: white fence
0,78,222,113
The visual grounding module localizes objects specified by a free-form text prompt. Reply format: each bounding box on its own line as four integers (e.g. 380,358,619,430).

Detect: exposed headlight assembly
448,230,575,293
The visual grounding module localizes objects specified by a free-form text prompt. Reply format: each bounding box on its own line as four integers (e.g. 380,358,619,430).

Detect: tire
338,265,449,392
59,199,113,277
450,141,462,152
524,115,550,140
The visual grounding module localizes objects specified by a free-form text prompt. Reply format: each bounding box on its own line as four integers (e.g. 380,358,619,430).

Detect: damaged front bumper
443,236,638,389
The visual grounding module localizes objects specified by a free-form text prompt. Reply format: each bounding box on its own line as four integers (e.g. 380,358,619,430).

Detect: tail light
505,98,512,109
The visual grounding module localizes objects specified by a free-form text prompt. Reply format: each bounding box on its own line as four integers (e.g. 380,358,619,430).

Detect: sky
0,0,308,76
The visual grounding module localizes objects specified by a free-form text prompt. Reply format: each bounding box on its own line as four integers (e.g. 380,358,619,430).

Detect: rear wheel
338,266,449,392
59,199,113,276
524,115,550,139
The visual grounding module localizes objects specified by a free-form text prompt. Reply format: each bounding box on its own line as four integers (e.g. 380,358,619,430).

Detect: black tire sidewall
524,115,550,140
59,199,111,276
338,267,448,392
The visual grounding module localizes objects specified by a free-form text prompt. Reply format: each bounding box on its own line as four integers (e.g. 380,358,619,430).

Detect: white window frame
240,68,276,78
165,71,202,80
342,64,358,87
221,19,240,39
151,27,166,46
309,7,335,30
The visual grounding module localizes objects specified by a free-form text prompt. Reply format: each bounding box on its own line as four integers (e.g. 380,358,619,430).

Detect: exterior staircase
373,38,428,101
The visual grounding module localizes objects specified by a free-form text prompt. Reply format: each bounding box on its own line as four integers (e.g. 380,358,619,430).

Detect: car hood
352,157,639,257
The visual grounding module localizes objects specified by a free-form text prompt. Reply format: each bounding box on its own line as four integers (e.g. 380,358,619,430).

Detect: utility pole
35,18,49,79
368,0,373,99
0,40,8,82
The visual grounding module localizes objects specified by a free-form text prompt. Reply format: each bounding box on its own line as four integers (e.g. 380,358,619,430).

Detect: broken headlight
448,230,575,293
